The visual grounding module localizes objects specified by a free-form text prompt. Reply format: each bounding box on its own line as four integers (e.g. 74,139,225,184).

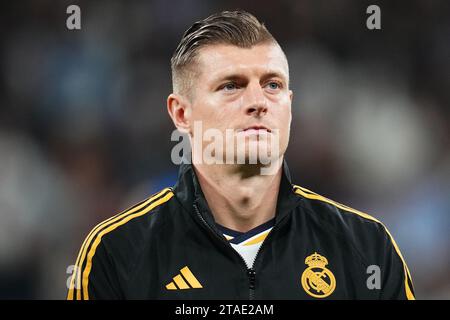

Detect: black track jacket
67,161,415,300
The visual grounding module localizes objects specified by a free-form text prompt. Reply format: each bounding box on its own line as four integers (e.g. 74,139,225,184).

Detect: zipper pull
247,268,256,290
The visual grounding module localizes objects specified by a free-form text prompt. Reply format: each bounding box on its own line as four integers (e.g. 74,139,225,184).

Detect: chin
235,145,274,165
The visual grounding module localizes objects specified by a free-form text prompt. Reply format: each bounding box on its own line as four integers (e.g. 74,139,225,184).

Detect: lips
242,125,272,133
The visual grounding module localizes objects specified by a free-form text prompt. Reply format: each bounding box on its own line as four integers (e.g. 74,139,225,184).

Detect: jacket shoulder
293,184,415,299
293,185,382,230
67,187,175,299
96,187,175,245
292,185,403,261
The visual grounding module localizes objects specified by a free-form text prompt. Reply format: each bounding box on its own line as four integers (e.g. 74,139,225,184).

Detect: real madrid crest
301,252,336,298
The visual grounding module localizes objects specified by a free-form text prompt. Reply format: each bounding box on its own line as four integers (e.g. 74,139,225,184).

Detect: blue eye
223,83,237,91
267,82,280,90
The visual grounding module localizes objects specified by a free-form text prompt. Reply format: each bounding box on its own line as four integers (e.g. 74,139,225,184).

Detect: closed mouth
241,125,271,133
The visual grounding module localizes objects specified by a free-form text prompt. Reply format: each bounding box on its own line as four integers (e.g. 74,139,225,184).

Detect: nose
243,82,268,117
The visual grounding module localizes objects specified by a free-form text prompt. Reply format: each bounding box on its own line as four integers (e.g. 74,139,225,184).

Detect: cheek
191,101,229,131
196,95,240,126
277,97,292,124
276,99,292,142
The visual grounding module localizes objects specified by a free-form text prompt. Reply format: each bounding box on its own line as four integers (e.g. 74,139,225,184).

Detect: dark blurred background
0,0,449,299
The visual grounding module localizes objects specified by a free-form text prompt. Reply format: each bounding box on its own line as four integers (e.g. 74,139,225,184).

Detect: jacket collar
173,159,302,228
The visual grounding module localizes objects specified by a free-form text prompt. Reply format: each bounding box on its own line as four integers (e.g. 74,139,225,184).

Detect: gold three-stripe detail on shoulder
67,188,174,300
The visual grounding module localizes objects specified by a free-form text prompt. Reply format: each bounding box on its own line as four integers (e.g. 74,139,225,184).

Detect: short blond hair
170,10,278,97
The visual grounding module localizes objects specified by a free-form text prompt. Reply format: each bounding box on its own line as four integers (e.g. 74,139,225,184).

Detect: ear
167,93,192,134
289,89,293,102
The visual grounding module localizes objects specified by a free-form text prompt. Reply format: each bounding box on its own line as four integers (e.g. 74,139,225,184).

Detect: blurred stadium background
0,0,449,299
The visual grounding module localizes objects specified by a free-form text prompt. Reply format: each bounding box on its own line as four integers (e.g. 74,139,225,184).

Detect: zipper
193,203,257,299
245,220,282,300
192,187,299,299
248,206,295,298
247,268,256,300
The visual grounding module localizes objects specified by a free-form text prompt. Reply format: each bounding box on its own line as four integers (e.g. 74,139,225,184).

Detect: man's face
188,42,293,165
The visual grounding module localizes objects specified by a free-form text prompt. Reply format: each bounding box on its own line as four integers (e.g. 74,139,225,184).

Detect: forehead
195,43,289,82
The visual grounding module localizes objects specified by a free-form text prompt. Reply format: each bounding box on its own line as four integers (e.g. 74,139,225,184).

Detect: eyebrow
213,71,288,85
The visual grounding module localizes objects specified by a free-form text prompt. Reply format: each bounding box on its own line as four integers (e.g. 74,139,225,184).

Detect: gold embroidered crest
301,252,336,298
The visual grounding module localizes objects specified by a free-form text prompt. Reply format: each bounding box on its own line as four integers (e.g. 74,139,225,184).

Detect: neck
193,159,283,233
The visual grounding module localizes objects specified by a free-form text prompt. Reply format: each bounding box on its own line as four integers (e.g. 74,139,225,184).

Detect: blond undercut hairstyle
170,10,279,99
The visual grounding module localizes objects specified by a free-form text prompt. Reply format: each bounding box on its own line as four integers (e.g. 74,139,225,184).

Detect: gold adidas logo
166,266,203,290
